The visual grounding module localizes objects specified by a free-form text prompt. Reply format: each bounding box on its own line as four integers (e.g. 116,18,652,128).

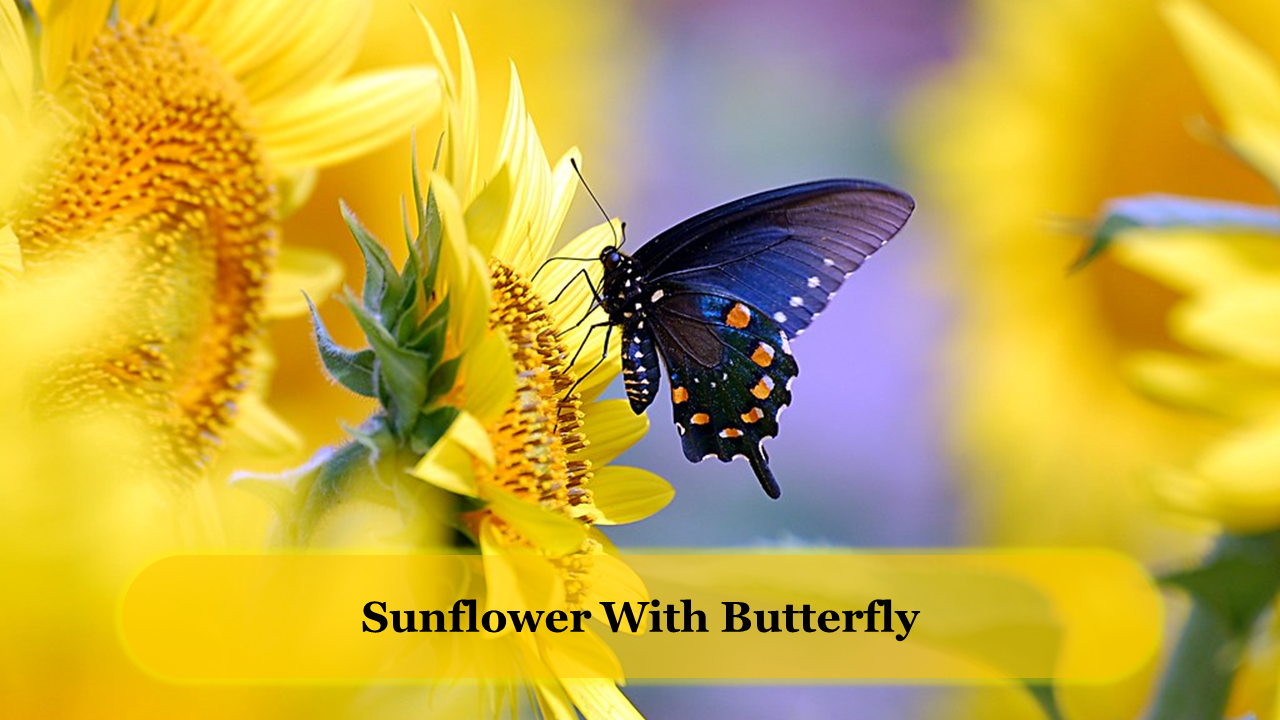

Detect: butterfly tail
747,447,781,499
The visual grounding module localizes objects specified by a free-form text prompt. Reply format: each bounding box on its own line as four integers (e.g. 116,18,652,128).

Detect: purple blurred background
574,0,964,716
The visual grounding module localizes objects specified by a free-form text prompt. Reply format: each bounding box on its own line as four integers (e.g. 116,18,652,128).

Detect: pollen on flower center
485,260,595,517
10,24,277,474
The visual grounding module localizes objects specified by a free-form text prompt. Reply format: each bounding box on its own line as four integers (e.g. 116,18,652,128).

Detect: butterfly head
599,245,626,271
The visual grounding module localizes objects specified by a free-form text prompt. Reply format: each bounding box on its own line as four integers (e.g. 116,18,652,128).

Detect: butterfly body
593,180,914,499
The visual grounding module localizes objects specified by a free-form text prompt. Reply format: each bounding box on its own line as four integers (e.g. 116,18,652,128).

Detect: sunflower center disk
483,261,603,607
485,260,595,516
11,24,278,473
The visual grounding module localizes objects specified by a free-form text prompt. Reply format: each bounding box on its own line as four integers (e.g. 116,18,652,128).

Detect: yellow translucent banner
120,552,1158,682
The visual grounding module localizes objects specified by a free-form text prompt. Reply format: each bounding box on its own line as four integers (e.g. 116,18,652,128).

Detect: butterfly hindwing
634,180,913,338
650,292,797,498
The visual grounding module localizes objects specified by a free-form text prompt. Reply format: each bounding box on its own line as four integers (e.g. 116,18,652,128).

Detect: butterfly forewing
634,181,913,338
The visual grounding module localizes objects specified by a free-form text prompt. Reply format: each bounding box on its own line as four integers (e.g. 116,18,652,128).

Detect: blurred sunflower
0,0,439,480
907,1,1280,718
1114,0,1280,540
241,16,672,718
904,0,1280,559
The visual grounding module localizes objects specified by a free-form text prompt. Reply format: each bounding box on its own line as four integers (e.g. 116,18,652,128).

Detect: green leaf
1075,194,1280,270
341,199,401,318
1160,530,1280,637
297,440,373,542
407,295,451,359
421,184,444,301
342,293,431,436
426,356,461,405
409,405,460,455
305,294,376,398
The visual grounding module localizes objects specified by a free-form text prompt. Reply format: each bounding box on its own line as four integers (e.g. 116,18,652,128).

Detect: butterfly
589,179,914,499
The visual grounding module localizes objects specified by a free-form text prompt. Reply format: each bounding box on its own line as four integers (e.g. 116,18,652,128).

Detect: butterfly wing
633,180,913,338
648,292,798,498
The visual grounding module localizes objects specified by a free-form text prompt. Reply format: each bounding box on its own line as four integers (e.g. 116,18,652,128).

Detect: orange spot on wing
751,343,775,367
751,377,774,400
741,407,764,423
691,413,710,425
672,387,689,404
726,302,752,329
719,428,743,438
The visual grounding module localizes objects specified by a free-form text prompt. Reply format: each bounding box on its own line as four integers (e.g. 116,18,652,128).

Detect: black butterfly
590,179,914,499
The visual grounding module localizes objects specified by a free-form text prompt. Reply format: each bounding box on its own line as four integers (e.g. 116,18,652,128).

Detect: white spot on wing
773,311,787,323
650,289,665,302
790,296,804,308
807,276,821,288
823,258,836,267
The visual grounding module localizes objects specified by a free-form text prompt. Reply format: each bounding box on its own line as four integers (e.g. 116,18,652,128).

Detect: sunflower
241,16,673,718
1113,2,1280,534
903,0,1280,559
0,0,439,479
268,0,649,456
905,1,1280,718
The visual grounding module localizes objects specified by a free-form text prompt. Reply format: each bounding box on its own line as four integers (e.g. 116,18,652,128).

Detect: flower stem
1146,602,1238,720
1147,532,1280,720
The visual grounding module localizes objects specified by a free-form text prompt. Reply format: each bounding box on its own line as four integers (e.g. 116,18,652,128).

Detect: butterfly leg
566,321,612,371
564,322,614,401
549,267,603,306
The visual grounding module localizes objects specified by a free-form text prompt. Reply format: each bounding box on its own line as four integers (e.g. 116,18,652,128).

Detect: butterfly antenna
570,158,621,249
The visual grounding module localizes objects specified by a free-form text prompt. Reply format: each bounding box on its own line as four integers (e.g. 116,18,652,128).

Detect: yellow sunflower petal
256,67,441,171
115,0,158,24
541,630,624,681
431,173,491,351
581,553,649,634
263,246,343,319
276,168,319,217
1155,417,1280,531
532,148,583,265
461,331,516,425
1173,283,1280,365
229,392,304,456
483,491,586,556
532,220,618,312
411,412,494,498
449,14,481,201
0,0,31,111
234,0,370,103
1164,0,1280,183
1113,229,1280,292
532,682,580,720
576,399,648,468
479,521,565,616
182,1,299,78
588,466,675,526
464,163,511,258
37,0,112,89
1125,351,1280,421
560,678,643,720
491,66,554,273
0,224,22,287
